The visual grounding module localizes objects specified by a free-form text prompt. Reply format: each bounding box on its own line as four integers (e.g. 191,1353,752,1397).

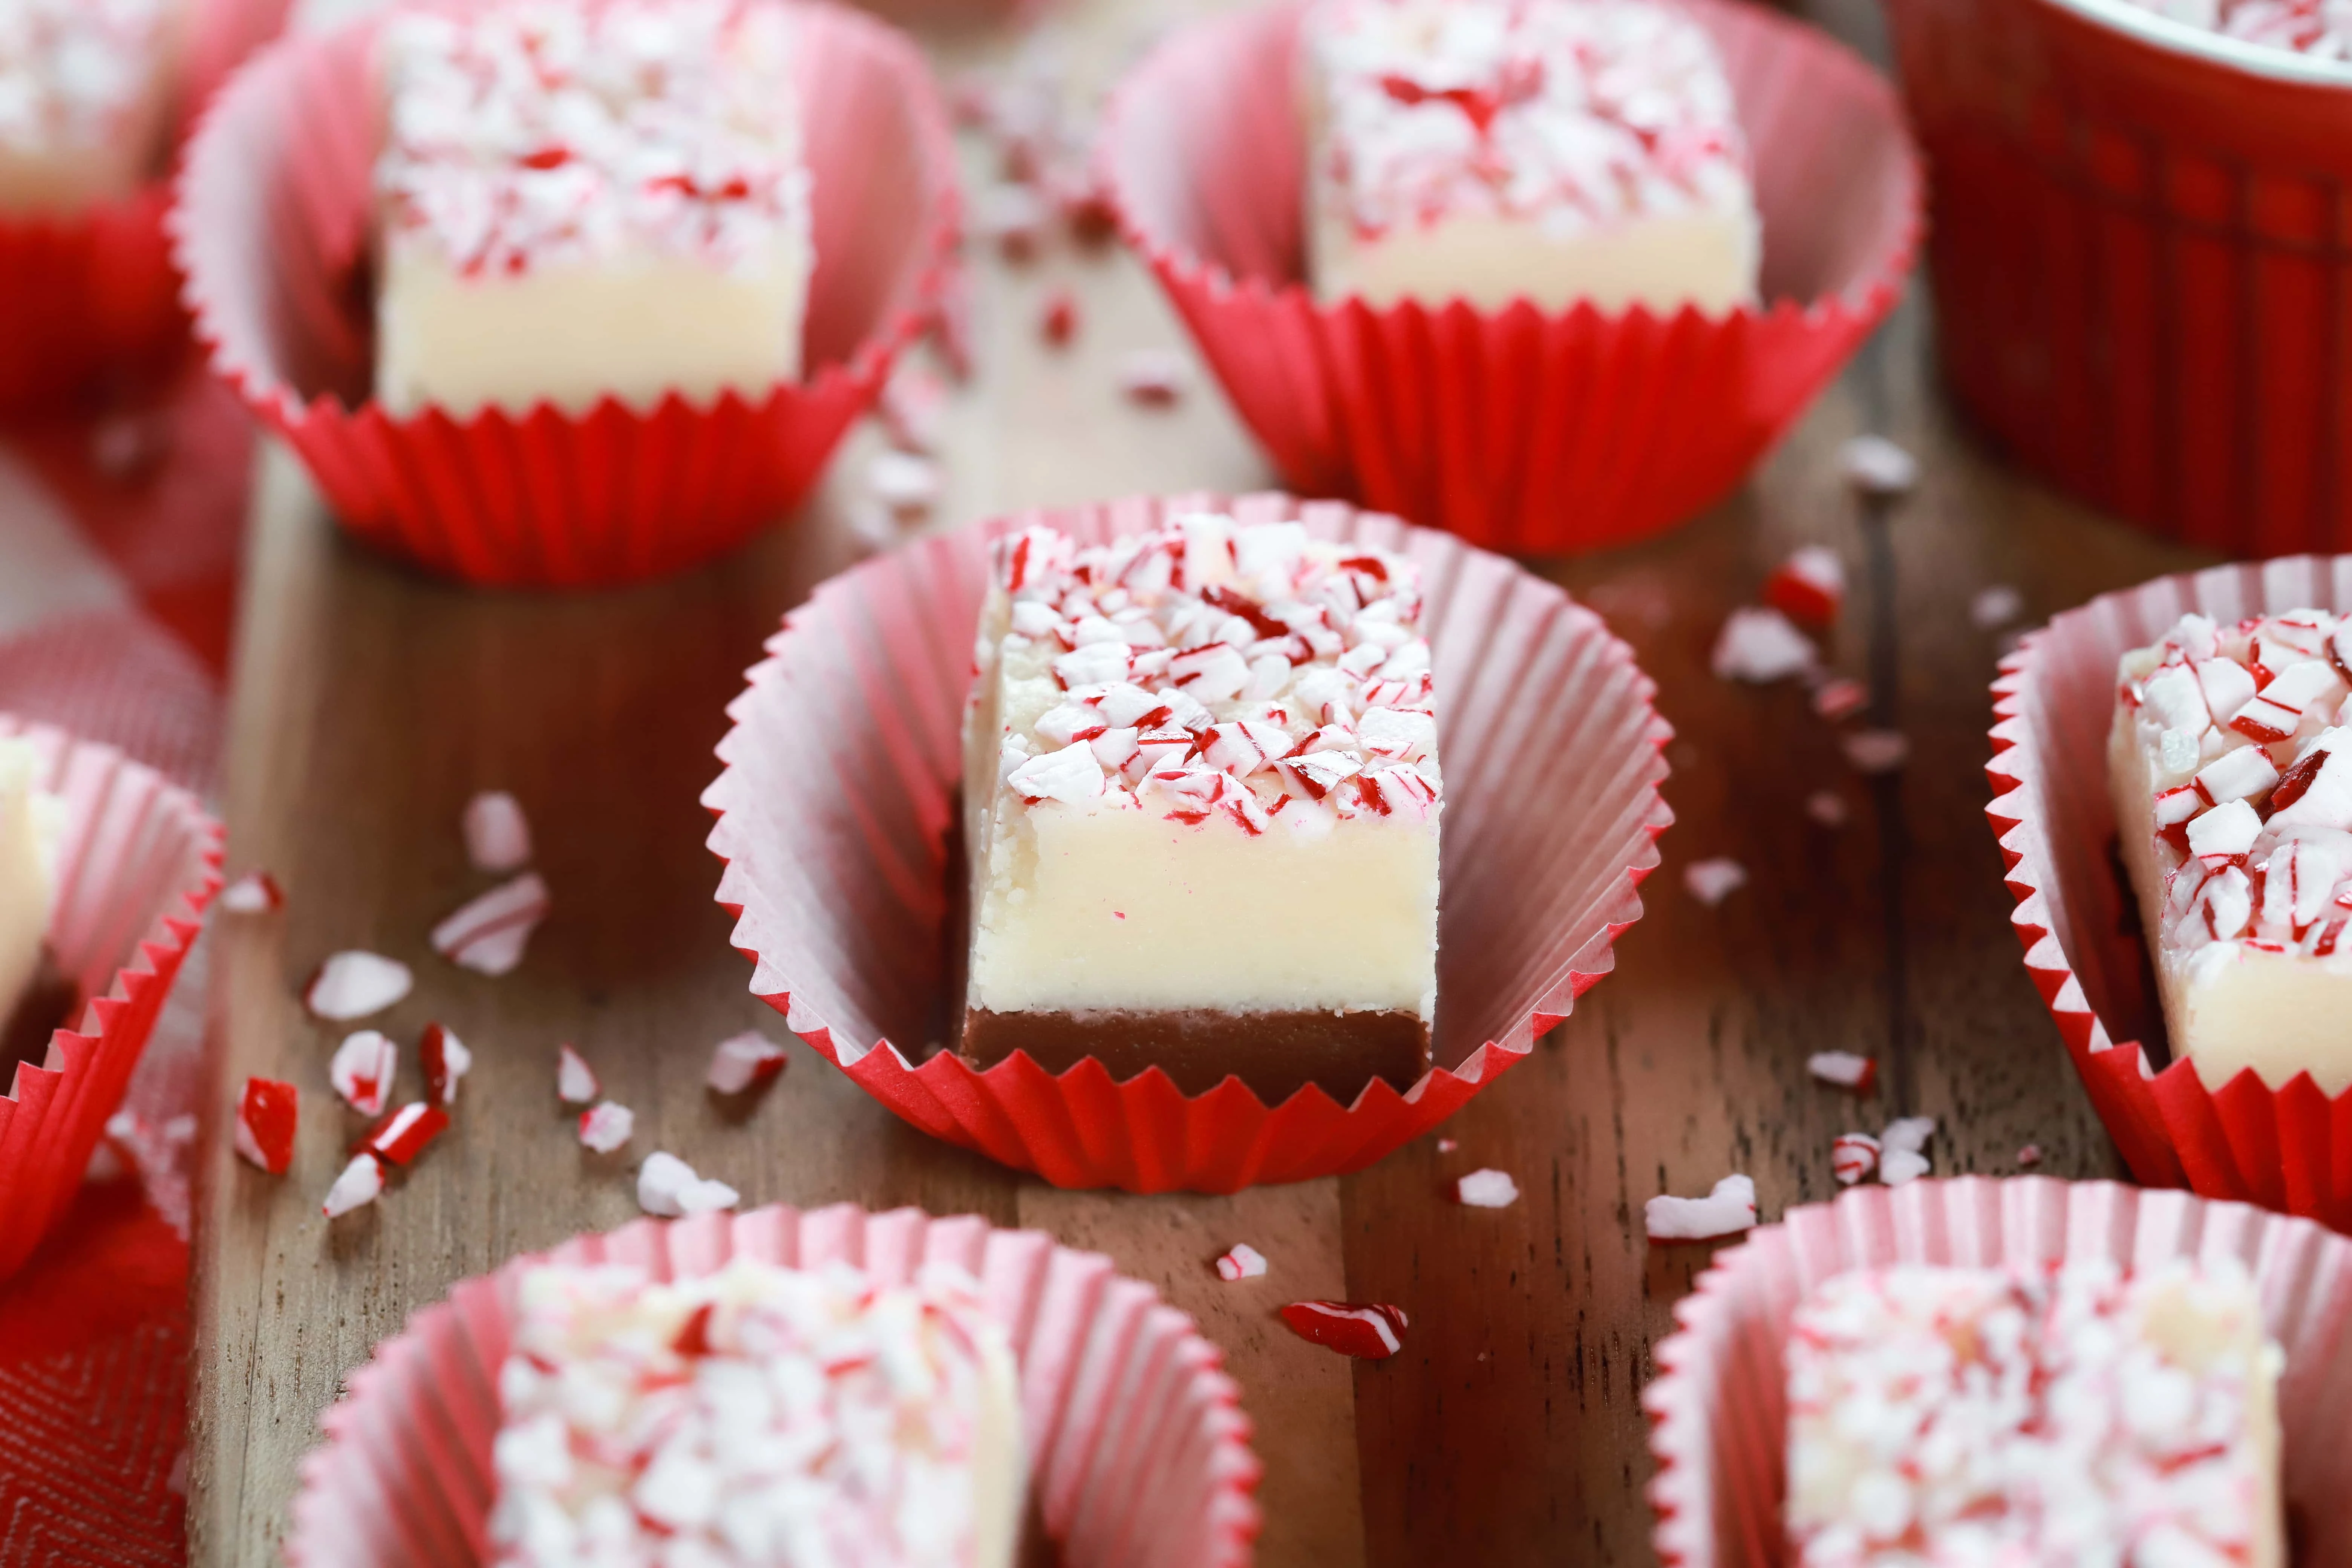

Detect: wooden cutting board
182,0,2223,1561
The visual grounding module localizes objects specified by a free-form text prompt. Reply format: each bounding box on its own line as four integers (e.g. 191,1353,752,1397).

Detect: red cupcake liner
286,1201,1262,1568
1095,0,1921,557
703,492,1673,1194
0,0,289,414
173,3,960,589
1645,1177,2352,1567
1985,556,2352,1227
0,716,221,1283
1887,0,2352,555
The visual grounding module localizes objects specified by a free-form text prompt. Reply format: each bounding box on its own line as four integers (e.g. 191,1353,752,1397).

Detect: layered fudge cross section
2110,608,2352,1093
0,0,184,213
372,0,813,418
1297,0,1761,314
1787,1261,2283,1567
960,513,1442,1104
490,1259,1024,1568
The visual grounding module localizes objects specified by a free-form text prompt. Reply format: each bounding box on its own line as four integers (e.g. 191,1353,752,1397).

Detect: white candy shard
556,1044,599,1106
218,871,283,915
430,871,550,977
1881,1115,1935,1155
322,1153,385,1219
1879,1147,1930,1185
1807,1051,1875,1091
1971,584,2024,631
1838,434,1919,499
1684,857,1747,908
635,1150,739,1218
1456,1168,1519,1208
1711,607,1816,683
329,1029,398,1116
577,1101,634,1155
705,1030,788,1094
1214,1242,1269,1282
305,951,414,1021
1645,1173,1756,1242
462,791,532,873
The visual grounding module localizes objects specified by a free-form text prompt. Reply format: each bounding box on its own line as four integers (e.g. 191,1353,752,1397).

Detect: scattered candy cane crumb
977,182,1046,259
1811,677,1867,722
2016,1143,2043,1168
1710,606,1816,683
578,1101,635,1155
879,363,949,453
1880,1148,1931,1185
1970,584,2023,631
868,450,941,516
1839,434,1919,499
1844,729,1910,775
359,1102,448,1167
329,1030,397,1117
1118,349,1187,406
1882,1116,1935,1155
233,1078,297,1174
1279,1300,1406,1359
1763,546,1844,629
706,1031,788,1095
1807,1051,1877,1093
1645,1174,1757,1242
1684,857,1747,908
1457,1169,1519,1208
462,791,531,873
305,951,412,1021
420,1022,471,1107
1213,1243,1268,1282
219,871,284,915
1807,791,1851,828
1040,287,1079,347
322,1154,384,1219
430,872,550,977
1879,1116,1935,1186
1831,1133,1879,1186
1436,1137,1458,1154
637,1151,739,1218
556,1045,599,1106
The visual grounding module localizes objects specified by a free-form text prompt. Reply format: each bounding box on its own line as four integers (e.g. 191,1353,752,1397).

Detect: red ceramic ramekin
0,716,221,1283
1986,556,2352,1226
1887,0,2352,555
1096,0,1921,557
704,492,1674,1194
287,1203,1262,1568
173,3,959,588
1646,1177,2352,1567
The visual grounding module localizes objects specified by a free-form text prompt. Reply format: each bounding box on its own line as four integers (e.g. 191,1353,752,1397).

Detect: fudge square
960,513,1441,1104
1787,1261,2283,1566
1297,0,1761,314
490,1259,1024,1568
0,0,184,214
372,0,813,419
2110,608,2352,1094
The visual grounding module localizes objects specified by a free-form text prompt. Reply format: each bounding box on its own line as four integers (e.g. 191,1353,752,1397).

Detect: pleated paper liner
173,2,959,589
1645,1178,2352,1568
1095,0,1920,557
1887,0,2352,556
1986,556,2352,1227
0,716,221,1284
286,1202,1262,1568
0,0,290,415
704,492,1674,1195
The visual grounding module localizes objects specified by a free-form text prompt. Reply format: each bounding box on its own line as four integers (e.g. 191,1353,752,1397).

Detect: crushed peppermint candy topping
635,1150,738,1217
1971,584,2024,631
375,0,810,278
322,1152,384,1218
330,1030,398,1117
980,515,1441,831
1838,434,1918,499
1712,606,1817,683
421,1021,472,1107
1807,1052,1876,1092
1811,677,1867,722
0,0,175,161
2017,1142,2043,1167
2117,609,2352,966
1842,729,1909,775
1830,1133,1878,1185
1645,1173,1756,1242
305,950,413,1021
1807,790,1850,828
555,1044,599,1105
490,1260,1011,1568
464,790,533,873
1787,1260,2281,1566
1766,547,1845,629
577,1100,634,1153
234,1078,298,1175
1456,1168,1519,1207
1214,1242,1269,1281
705,1030,788,1094
431,871,551,977
1684,856,1747,907
2125,0,2352,55
1280,1299,1408,1358
1303,0,1751,242
219,871,285,915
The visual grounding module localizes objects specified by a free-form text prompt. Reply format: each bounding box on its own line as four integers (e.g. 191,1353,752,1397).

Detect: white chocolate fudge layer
0,0,183,214
2110,608,2352,1092
0,738,63,1029
491,1259,1023,1568
372,0,813,419
1298,0,1761,314
962,514,1441,1026
1788,1261,2283,1568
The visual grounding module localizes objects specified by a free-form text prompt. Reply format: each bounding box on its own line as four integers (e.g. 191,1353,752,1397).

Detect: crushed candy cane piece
1764,546,1845,628
706,1031,787,1094
1811,677,1867,721
868,450,940,515
1843,728,1910,774
1807,1051,1876,1093
1711,606,1816,683
1839,434,1919,498
1118,348,1187,405
219,871,284,915
420,1021,470,1107
1970,584,2024,630
2017,1143,2043,1167
322,1153,384,1218
1645,1174,1757,1242
1806,790,1850,828
233,1078,297,1174
1279,1300,1407,1358
1684,857,1747,907
430,871,549,977
1457,1168,1519,1208
1040,286,1079,346
1880,1147,1931,1185
637,1150,740,1218
329,1030,398,1117
1882,1115,1936,1155
358,1101,448,1166
556,1045,599,1105
1214,1243,1268,1282
1437,1137,1458,1153
305,951,412,1020
461,791,531,872
1831,1133,1879,1185
978,181,1046,259
578,1101,635,1154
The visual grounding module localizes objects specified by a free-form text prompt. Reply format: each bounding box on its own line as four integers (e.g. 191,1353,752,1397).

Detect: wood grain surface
184,0,2231,1561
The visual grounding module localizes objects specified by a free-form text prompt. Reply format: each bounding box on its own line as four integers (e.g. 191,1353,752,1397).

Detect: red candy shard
357,1101,449,1166
420,1021,472,1107
234,1078,298,1174
1279,1300,1408,1359
1763,546,1845,629
2271,748,2327,814
672,1302,716,1357
556,1044,599,1105
219,870,285,915
1040,287,1079,347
